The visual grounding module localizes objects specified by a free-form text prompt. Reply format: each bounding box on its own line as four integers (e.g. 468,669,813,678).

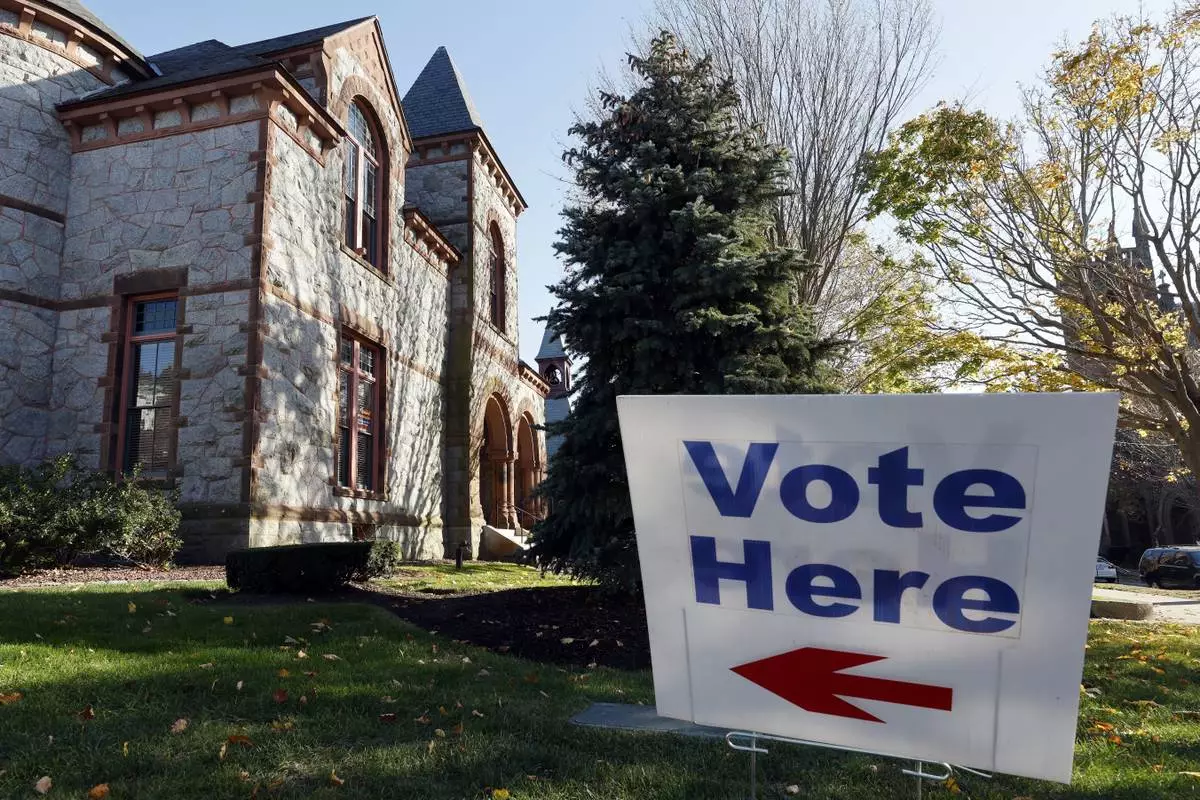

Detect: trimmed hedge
225,540,402,594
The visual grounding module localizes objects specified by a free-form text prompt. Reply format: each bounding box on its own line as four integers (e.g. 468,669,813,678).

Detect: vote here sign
617,393,1119,783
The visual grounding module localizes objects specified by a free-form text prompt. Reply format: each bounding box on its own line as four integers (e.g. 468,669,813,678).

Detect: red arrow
730,647,953,723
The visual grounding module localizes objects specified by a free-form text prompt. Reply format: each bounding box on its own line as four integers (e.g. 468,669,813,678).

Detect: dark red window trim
343,100,385,272
336,331,384,493
116,292,179,476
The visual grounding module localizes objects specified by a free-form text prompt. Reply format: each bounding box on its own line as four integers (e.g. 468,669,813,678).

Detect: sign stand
724,730,992,798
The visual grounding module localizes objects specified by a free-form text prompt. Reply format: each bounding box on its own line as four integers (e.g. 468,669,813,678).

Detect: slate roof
52,0,145,62
402,46,485,139
61,17,372,106
536,326,567,362
544,397,571,459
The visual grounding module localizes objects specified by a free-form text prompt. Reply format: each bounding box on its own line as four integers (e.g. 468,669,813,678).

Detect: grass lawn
1099,582,1200,600
0,575,1197,798
375,562,585,595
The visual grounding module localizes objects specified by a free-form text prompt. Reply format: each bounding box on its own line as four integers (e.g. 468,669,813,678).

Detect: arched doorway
514,413,542,528
479,395,513,528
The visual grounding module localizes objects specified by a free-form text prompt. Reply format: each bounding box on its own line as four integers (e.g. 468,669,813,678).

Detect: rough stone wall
257,105,447,559
48,122,260,501
462,153,546,532
405,158,469,251
0,31,105,464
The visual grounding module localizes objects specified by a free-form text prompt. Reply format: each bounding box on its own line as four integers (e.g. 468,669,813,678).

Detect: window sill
333,485,387,501
339,243,391,284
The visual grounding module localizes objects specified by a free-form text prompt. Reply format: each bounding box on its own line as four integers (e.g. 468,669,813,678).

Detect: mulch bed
0,565,226,587
375,585,652,671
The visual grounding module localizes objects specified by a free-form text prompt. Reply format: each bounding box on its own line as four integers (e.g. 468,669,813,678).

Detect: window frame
115,292,179,478
343,100,385,272
488,223,506,331
335,329,386,497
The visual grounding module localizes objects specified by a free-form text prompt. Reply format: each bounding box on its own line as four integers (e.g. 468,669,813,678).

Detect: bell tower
535,326,571,399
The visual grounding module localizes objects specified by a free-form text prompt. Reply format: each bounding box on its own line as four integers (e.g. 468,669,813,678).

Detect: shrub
365,540,402,578
0,455,182,576
226,540,400,594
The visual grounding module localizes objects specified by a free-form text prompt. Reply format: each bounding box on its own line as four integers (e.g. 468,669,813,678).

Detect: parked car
1138,546,1200,588
1095,556,1118,583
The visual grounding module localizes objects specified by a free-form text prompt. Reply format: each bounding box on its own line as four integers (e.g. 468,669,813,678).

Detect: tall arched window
488,223,506,330
344,101,384,269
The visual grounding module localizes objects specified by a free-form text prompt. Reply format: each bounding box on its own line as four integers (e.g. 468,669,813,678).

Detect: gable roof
49,0,146,63
235,17,373,57
63,17,373,106
401,46,485,139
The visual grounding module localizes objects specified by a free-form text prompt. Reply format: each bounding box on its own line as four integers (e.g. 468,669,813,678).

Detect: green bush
226,540,399,594
0,454,182,576
365,540,402,578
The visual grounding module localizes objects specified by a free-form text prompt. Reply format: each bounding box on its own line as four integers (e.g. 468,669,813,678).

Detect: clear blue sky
87,0,1174,364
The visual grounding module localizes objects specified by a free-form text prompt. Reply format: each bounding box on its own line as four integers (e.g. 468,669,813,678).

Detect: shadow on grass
0,588,1191,799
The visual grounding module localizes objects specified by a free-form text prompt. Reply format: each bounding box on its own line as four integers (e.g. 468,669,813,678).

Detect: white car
1095,556,1118,583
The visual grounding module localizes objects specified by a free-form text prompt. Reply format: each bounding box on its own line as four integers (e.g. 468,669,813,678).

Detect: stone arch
514,411,543,527
478,392,514,528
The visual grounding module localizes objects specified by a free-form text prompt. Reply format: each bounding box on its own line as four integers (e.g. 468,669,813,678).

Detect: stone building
0,0,550,560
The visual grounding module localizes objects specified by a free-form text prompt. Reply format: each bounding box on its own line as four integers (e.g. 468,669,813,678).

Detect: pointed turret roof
536,326,567,362
402,47,485,139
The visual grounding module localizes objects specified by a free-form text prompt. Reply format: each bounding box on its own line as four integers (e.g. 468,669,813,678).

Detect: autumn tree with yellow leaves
865,6,1200,478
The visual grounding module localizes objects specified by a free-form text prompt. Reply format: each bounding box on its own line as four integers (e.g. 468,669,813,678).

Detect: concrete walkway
1093,587,1200,624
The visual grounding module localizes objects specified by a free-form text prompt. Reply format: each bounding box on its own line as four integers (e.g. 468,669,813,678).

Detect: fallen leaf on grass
943,776,961,794
560,637,575,645
277,669,290,678
1180,771,1200,778
170,718,189,734
379,713,397,724
121,742,128,758
452,723,463,736
472,710,484,718
218,742,227,762
329,770,344,787
426,739,436,754
1090,722,1115,732
0,692,23,705
785,786,800,796
228,734,253,748
237,681,244,692
1151,765,1165,773
414,713,431,724
223,616,234,625
322,654,341,661
87,784,109,799
78,705,95,721
127,602,136,614
273,689,289,704
477,669,490,678
34,776,51,794
434,728,446,738
270,719,295,732
296,650,309,660
491,790,510,799
304,671,318,678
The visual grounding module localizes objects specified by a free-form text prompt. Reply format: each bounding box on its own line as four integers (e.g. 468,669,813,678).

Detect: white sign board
617,393,1118,783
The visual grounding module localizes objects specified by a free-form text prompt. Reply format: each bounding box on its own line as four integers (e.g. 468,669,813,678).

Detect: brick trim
0,280,252,312
177,501,433,527
241,118,272,503
0,0,150,85
0,288,56,310
0,193,64,224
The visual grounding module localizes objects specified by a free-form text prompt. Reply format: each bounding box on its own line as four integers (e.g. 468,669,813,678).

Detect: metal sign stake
725,731,990,799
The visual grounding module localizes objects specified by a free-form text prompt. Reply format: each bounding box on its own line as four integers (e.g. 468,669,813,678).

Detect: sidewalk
1093,586,1200,624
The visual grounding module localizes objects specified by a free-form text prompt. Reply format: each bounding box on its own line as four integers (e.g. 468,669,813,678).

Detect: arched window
344,101,384,269
488,223,506,330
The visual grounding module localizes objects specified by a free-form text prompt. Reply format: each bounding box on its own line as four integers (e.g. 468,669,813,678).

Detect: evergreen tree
530,33,832,589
